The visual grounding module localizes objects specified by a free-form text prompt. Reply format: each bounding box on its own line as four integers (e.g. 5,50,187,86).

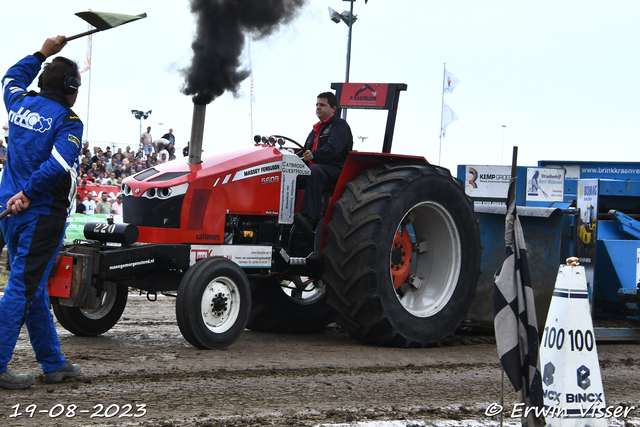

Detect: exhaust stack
188,103,206,165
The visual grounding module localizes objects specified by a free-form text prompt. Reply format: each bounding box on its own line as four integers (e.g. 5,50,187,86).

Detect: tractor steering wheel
271,135,304,151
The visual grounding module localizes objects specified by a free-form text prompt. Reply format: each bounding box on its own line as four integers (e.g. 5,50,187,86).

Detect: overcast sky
1,0,638,173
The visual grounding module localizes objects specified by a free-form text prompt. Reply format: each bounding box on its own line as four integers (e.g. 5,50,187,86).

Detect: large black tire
176,257,251,350
322,163,481,347
247,276,334,333
51,281,128,336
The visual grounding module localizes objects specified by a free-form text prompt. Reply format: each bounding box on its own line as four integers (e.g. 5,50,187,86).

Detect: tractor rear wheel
51,281,128,336
176,257,251,349
247,276,334,333
322,163,481,347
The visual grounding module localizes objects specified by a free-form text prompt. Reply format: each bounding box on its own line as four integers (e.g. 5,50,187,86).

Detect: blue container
465,205,576,329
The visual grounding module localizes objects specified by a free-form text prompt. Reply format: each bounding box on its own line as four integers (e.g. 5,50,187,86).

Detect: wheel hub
211,292,228,315
391,246,404,265
391,225,413,289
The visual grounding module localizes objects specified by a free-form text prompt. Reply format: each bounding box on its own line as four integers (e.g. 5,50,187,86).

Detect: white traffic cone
539,259,607,426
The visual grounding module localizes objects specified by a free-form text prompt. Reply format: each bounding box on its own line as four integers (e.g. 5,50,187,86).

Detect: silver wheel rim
201,276,240,333
391,201,462,317
281,277,326,305
81,281,118,320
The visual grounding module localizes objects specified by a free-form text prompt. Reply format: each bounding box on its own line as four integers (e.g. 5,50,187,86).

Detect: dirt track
2,293,640,427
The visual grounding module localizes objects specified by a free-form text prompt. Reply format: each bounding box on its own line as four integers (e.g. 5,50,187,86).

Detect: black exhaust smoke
183,0,308,164
182,0,308,105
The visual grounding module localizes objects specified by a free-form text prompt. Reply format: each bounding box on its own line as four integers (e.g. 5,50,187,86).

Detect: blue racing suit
0,52,83,374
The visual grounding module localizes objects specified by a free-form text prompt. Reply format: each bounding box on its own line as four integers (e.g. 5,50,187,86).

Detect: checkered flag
493,197,545,427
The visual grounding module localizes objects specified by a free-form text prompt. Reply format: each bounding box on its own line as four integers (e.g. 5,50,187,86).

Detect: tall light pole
501,125,507,165
329,0,360,120
131,109,152,149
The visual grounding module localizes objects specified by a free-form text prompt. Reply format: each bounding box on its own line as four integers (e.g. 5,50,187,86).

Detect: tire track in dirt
2,294,640,426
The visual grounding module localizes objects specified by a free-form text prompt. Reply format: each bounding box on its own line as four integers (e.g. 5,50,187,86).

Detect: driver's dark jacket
303,115,353,168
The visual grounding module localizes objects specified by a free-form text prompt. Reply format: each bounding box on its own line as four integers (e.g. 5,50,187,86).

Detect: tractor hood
121,144,308,244
123,144,284,191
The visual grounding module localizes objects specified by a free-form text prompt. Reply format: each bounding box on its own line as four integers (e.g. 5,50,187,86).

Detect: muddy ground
1,292,640,427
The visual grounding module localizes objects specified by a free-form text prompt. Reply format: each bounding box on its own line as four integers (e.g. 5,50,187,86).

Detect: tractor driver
294,92,353,232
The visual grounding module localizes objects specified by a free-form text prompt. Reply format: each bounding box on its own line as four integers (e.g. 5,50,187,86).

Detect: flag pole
500,367,504,427
500,145,518,427
84,32,93,143
508,146,518,206
439,63,446,165
249,36,254,141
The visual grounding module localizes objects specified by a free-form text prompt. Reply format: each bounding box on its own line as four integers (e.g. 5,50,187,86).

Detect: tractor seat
321,186,336,213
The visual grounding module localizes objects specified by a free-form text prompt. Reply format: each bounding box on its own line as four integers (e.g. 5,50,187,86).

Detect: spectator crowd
74,128,181,216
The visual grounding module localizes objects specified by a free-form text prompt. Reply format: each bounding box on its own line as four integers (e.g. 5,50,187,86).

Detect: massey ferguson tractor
47,83,482,349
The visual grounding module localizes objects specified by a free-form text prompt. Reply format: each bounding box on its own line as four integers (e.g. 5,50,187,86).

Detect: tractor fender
320,151,429,247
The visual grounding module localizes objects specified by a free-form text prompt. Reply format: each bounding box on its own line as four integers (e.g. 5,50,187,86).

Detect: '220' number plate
94,223,117,234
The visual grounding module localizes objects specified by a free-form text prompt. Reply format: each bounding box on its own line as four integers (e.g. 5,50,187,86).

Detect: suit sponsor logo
68,134,81,147
9,107,52,133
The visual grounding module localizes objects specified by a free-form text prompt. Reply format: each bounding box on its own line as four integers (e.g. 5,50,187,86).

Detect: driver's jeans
297,163,342,219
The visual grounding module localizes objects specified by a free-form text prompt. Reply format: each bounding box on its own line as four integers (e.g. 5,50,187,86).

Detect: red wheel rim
391,225,413,289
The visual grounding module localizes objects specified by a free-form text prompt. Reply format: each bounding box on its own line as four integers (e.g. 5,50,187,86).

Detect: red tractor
47,83,481,349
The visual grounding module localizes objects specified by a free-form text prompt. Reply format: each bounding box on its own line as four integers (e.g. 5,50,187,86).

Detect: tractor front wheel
176,257,251,349
51,281,128,336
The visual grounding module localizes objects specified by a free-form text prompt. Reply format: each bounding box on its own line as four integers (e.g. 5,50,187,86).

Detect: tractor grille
122,194,184,229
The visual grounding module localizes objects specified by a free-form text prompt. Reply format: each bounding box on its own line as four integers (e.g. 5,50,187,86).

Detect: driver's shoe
0,369,36,390
294,213,316,232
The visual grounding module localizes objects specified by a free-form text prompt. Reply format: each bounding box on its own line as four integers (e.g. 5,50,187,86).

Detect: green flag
66,11,147,41
75,11,147,30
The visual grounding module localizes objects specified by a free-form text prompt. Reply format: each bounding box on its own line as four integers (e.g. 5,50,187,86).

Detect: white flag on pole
444,67,460,94
441,102,459,138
